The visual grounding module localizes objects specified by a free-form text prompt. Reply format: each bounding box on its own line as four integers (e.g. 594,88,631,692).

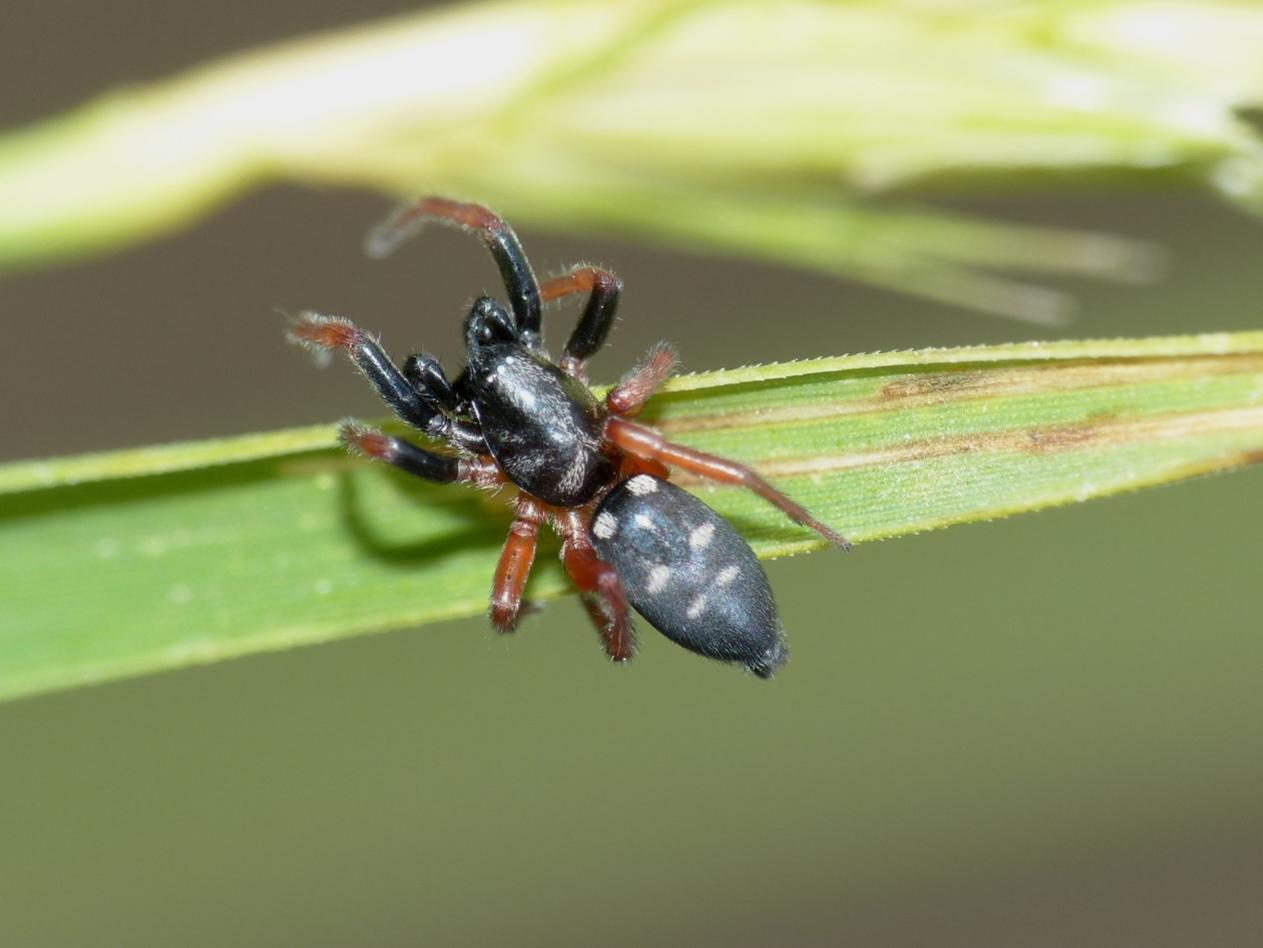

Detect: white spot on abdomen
627,475,659,496
593,511,618,539
689,522,715,551
647,564,670,594
686,594,708,619
715,565,739,587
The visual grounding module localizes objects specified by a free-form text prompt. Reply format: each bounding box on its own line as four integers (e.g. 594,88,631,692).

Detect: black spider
288,198,848,677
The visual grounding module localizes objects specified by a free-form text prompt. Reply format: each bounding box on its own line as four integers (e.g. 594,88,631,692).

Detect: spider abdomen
590,475,787,678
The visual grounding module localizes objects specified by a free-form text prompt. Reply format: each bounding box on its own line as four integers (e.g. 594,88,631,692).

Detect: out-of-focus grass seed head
3,0,1263,320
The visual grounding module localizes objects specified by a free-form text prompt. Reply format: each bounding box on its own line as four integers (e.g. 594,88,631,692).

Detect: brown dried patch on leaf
657,355,1263,435
672,404,1263,482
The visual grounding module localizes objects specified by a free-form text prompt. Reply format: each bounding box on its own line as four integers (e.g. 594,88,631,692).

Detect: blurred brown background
3,2,1263,946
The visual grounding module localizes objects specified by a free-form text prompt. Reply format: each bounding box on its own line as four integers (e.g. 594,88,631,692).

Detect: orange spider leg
605,343,678,417
604,417,850,550
490,493,548,633
538,265,623,381
558,510,635,662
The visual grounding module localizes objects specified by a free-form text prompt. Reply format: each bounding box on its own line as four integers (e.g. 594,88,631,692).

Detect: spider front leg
490,493,548,633
605,417,852,550
289,312,447,433
340,423,505,489
366,197,543,347
539,265,623,381
558,510,636,662
289,312,481,449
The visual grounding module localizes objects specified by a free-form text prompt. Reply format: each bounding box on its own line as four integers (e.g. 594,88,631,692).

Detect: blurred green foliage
5,0,1263,318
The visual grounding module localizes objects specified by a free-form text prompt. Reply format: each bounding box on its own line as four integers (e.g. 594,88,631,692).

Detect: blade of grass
2,332,1263,703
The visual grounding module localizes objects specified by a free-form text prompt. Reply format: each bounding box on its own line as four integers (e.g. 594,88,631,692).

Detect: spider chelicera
288,197,848,678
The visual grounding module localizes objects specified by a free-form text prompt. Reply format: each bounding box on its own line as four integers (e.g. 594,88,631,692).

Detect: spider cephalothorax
289,197,847,678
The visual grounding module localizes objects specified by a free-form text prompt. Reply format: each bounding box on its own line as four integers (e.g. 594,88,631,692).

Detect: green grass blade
2,332,1263,702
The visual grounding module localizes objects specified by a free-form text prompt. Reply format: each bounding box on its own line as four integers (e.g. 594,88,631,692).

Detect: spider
288,197,848,678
